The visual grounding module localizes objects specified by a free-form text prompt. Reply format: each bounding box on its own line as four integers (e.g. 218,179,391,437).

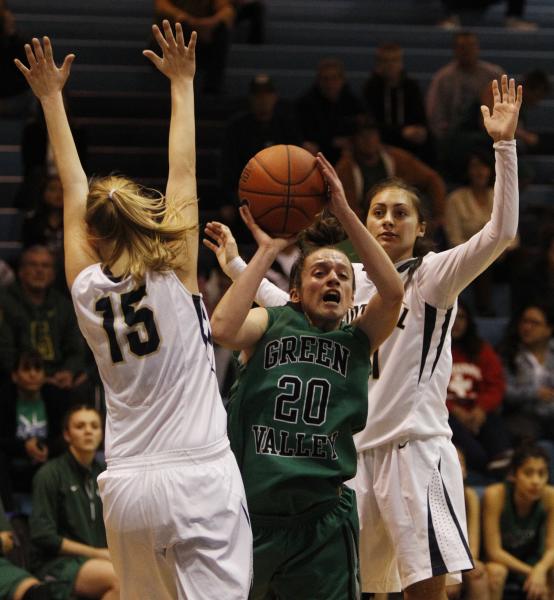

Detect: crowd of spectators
0,0,553,597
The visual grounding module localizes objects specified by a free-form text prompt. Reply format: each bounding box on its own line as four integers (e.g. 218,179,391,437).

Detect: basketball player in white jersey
205,75,522,600
15,23,252,600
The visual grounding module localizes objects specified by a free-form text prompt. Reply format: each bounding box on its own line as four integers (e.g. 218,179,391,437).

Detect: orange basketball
238,145,327,236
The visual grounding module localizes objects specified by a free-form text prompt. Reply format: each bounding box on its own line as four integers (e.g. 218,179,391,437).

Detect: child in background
0,352,52,501
483,443,554,600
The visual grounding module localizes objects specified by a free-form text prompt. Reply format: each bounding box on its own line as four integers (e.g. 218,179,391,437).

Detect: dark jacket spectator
364,43,433,164
0,247,86,383
221,75,303,239
296,58,363,165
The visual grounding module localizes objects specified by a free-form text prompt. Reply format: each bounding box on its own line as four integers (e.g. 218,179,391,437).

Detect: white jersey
229,140,519,450
71,265,227,460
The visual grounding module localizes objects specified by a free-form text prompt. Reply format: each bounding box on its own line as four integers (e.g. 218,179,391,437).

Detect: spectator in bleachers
154,0,234,93
483,443,554,600
296,58,364,165
335,120,446,222
445,148,518,315
363,43,434,165
221,74,303,239
426,32,502,142
0,497,50,600
16,99,87,213
0,0,33,117
30,405,119,600
516,69,552,154
232,0,265,44
511,224,554,317
21,177,63,262
500,303,554,444
439,0,537,31
447,301,511,475
448,447,492,600
0,246,87,433
0,351,56,499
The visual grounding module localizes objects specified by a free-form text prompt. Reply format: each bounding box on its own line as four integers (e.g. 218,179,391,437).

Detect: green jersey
228,304,371,517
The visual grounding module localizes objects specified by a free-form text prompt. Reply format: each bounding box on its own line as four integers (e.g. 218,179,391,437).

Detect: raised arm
144,22,198,289
317,153,404,352
14,37,97,288
419,75,522,309
210,207,294,352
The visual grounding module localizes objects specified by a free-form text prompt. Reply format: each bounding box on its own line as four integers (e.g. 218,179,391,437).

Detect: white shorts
349,436,473,593
98,437,253,600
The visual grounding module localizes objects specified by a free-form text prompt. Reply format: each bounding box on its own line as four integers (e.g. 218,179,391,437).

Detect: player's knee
446,582,462,599
486,562,508,591
405,575,446,600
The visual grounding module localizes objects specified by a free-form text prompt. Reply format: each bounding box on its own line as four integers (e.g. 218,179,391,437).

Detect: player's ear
290,286,301,303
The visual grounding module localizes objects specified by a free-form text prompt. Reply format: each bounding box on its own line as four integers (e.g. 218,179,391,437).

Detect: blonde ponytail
85,175,197,280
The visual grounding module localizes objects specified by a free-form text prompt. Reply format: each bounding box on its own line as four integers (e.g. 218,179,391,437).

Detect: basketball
238,145,327,236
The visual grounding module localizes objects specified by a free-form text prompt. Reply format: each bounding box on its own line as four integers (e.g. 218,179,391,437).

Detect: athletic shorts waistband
250,486,351,529
106,436,230,470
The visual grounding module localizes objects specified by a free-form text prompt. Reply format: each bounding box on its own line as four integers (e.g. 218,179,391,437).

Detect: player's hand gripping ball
238,145,327,236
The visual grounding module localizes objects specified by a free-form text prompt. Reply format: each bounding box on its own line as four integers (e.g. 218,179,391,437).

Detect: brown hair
85,175,197,280
290,214,354,293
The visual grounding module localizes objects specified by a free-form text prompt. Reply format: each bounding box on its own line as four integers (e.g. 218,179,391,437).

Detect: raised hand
203,221,240,275
239,205,296,254
14,37,75,100
316,152,348,216
143,20,196,82
481,75,523,143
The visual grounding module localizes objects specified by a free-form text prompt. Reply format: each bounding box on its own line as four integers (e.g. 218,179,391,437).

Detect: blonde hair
85,175,197,280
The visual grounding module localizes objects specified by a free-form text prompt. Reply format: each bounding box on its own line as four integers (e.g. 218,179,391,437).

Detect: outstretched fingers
152,23,170,51
491,78,501,107
516,83,523,109
186,30,197,55
32,38,45,63
24,43,37,68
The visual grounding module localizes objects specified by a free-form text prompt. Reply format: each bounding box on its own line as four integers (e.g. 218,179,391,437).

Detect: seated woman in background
483,443,554,600
444,148,517,316
447,301,512,476
500,303,554,444
29,406,119,600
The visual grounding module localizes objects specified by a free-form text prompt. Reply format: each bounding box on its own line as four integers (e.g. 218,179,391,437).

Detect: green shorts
250,485,360,600
35,556,88,600
0,557,33,600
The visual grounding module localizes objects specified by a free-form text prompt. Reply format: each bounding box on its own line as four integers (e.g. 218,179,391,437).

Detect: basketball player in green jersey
210,153,404,600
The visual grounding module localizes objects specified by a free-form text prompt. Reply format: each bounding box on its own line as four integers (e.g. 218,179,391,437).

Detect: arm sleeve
226,257,290,307
29,466,63,554
476,344,506,412
503,366,539,410
418,140,518,309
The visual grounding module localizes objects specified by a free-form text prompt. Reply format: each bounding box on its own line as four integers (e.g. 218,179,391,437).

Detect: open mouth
322,290,341,304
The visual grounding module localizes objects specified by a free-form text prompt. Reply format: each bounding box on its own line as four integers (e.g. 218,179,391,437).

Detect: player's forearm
488,548,532,576
211,246,277,339
60,538,106,560
167,81,196,198
40,94,88,192
336,204,403,303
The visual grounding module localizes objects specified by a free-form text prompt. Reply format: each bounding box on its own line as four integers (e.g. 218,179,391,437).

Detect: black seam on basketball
284,145,291,232
253,205,314,221
253,154,290,185
238,188,326,198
